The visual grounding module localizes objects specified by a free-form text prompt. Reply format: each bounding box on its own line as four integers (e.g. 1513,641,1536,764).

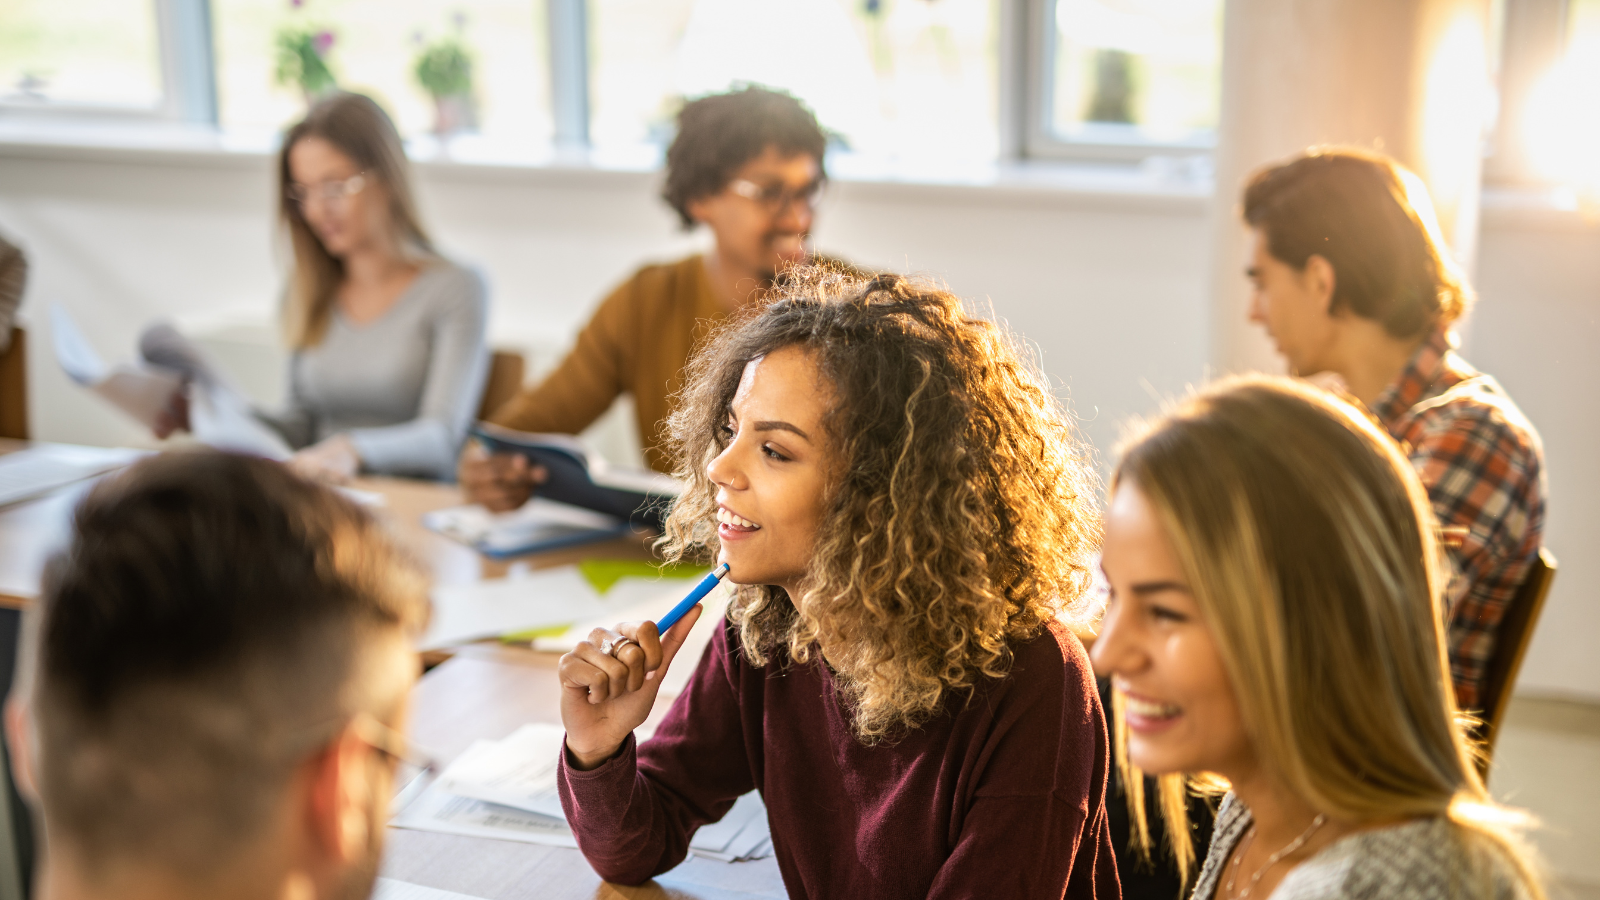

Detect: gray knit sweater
260,261,488,480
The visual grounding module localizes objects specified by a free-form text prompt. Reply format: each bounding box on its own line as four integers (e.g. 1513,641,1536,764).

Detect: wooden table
0,447,787,898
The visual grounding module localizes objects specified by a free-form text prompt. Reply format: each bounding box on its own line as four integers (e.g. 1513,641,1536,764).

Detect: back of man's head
662,85,828,229
1242,146,1471,339
25,450,428,885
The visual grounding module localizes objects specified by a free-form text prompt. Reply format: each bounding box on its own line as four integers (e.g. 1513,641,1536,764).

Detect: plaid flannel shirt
1371,327,1546,710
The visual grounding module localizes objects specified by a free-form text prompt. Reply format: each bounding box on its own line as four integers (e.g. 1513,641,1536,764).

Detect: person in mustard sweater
459,86,838,509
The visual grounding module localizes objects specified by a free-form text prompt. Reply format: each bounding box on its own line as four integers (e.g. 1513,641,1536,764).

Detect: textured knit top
260,261,488,480
558,615,1120,900
1192,794,1531,900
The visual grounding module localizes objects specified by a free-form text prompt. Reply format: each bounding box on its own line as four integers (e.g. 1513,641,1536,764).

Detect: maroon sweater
558,616,1119,899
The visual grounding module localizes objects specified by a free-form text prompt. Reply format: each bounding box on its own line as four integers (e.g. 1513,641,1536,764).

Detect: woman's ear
1303,254,1338,315
4,696,38,802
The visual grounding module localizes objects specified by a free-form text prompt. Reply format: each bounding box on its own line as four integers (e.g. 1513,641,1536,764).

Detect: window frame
0,0,217,126
1013,0,1220,163
1483,0,1573,186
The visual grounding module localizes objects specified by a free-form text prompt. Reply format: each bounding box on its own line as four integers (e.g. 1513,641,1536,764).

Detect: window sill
0,118,1213,214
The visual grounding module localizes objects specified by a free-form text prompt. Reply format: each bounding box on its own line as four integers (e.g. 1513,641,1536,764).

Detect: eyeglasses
351,712,438,794
286,172,368,207
728,177,824,214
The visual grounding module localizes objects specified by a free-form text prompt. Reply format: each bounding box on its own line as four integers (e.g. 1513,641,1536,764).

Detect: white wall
0,140,1594,700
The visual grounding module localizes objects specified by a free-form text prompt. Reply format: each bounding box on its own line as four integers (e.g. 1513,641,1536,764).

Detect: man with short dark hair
459,86,842,504
6,451,430,900
1241,147,1546,711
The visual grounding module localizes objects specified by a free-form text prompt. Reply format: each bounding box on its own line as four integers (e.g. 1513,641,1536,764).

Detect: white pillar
1206,0,1495,374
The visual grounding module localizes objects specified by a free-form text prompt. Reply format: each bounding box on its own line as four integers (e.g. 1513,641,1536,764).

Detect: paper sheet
390,783,579,848
423,500,625,556
51,304,182,429
188,379,293,460
423,566,608,651
372,878,486,900
414,720,772,862
435,723,568,820
50,304,294,459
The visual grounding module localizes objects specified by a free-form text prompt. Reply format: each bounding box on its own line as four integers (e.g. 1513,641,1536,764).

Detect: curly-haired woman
555,268,1117,899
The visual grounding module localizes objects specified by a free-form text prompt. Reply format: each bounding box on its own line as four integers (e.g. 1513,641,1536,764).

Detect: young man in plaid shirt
1240,147,1546,712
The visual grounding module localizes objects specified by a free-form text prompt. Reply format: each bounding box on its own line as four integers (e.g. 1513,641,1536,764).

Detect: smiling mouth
717,507,761,532
1122,693,1182,720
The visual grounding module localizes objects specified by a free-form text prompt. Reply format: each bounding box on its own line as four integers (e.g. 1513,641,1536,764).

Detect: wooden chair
1471,548,1557,778
475,349,526,421
0,327,25,440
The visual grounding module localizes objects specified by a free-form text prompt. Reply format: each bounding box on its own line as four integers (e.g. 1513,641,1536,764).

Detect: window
1029,0,1223,159
212,0,551,150
1517,0,1600,189
589,0,999,165
1,0,165,111
6,0,1243,167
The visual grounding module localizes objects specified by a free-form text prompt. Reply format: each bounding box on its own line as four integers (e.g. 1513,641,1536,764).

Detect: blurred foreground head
15,451,429,899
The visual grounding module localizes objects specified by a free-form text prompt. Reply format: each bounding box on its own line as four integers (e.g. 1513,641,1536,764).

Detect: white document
423,499,624,556
51,304,182,429
435,723,568,820
187,377,293,460
0,444,146,508
50,305,293,459
372,878,486,900
409,718,772,862
422,566,608,651
390,782,579,848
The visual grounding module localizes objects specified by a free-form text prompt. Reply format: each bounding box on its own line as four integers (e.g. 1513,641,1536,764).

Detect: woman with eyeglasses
458,86,849,509
156,92,488,482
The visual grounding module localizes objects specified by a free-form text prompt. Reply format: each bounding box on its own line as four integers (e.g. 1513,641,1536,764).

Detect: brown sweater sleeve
487,276,638,436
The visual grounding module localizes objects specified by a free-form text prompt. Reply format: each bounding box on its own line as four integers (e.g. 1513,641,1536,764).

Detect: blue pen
656,563,731,633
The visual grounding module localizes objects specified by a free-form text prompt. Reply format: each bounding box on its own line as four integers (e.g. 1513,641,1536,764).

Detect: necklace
1223,813,1327,900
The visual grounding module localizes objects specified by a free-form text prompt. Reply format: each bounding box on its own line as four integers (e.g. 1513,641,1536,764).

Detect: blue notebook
469,423,680,531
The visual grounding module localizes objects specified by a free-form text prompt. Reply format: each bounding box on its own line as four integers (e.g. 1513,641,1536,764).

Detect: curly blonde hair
659,266,1101,742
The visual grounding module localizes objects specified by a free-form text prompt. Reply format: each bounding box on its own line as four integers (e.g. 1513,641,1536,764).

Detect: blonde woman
554,270,1116,898
156,92,487,481
1092,377,1541,900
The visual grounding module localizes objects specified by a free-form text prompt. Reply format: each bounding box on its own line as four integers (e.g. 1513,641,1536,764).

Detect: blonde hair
1112,376,1541,897
659,267,1101,742
277,92,436,348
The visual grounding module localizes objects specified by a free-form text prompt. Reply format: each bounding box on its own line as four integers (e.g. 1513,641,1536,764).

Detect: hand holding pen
557,564,730,770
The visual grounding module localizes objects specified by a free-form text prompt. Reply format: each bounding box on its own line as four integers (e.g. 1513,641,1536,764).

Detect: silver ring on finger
600,636,638,658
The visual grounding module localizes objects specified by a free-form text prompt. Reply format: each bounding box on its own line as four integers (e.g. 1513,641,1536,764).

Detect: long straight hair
277,92,436,349
1113,376,1541,898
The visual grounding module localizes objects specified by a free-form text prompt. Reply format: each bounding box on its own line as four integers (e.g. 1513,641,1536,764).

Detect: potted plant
413,17,478,138
274,1,337,105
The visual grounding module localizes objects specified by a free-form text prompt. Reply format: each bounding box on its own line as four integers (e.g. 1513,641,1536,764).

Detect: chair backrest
1473,548,1557,776
0,327,25,441
476,349,526,422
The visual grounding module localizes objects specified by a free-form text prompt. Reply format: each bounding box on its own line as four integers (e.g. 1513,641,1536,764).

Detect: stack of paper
391,722,773,863
422,567,723,653
422,567,607,651
422,500,631,558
